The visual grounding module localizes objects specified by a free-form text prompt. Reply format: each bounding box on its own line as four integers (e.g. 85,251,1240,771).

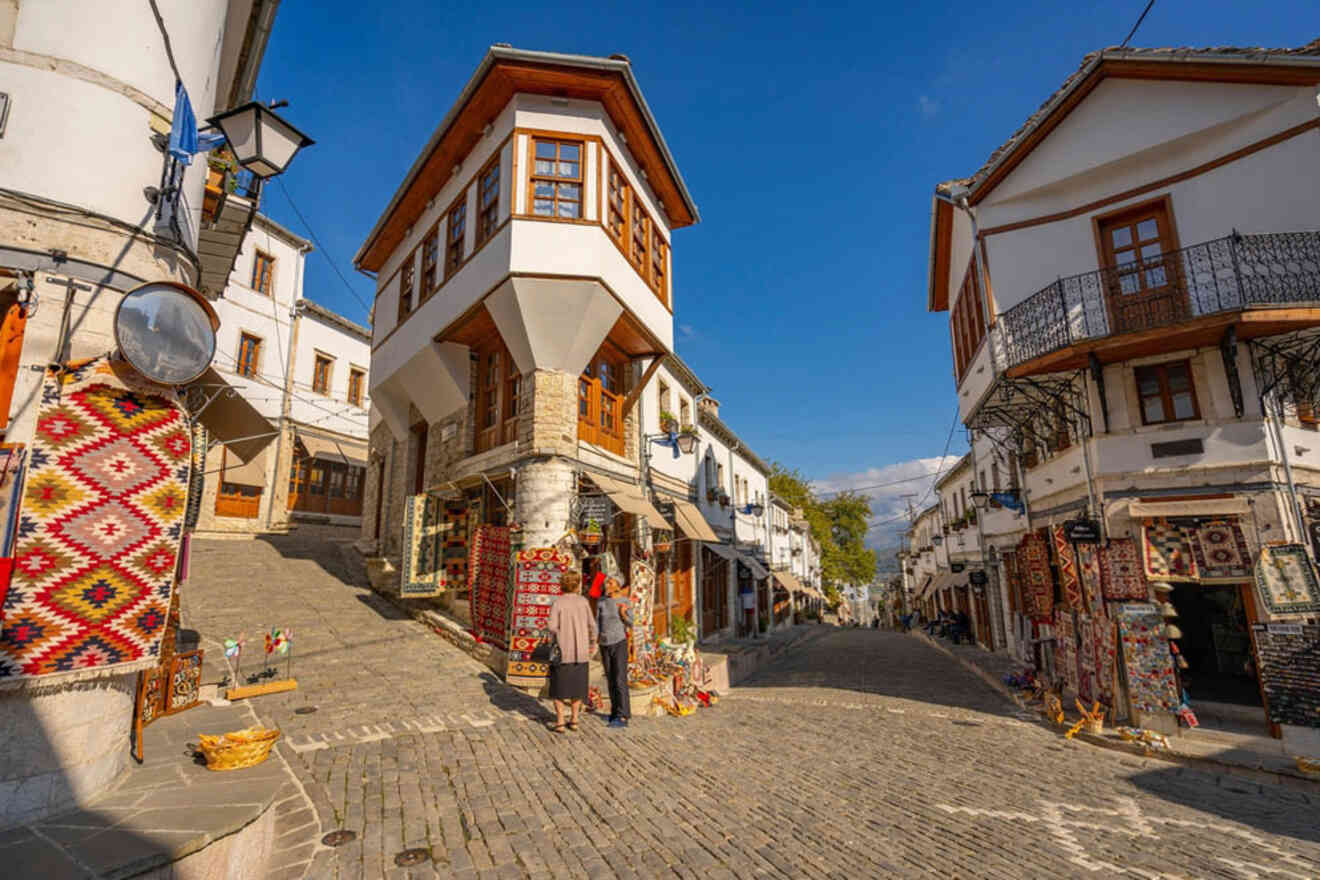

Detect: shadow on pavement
479,672,554,724
354,592,410,620
1126,764,1320,846
255,534,369,588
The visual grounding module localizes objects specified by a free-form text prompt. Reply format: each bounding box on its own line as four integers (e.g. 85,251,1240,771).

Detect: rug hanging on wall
1054,608,1079,697
1100,538,1148,601
0,358,190,683
1075,543,1103,612
469,525,511,649
1188,519,1253,583
1141,519,1199,583
629,560,655,657
442,502,470,595
1077,614,1096,704
183,421,207,531
400,494,445,597
1094,616,1117,706
505,547,570,688
1021,531,1054,621
1117,604,1180,714
1053,526,1083,611
1254,544,1320,616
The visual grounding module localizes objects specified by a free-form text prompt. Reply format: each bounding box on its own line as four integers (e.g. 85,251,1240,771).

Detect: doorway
1169,582,1266,733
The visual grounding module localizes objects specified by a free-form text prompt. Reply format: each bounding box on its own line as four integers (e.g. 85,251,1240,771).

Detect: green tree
769,463,877,607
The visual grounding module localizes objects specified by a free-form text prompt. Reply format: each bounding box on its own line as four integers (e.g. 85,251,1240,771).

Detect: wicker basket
1083,718,1103,736
198,727,280,771
1297,756,1320,778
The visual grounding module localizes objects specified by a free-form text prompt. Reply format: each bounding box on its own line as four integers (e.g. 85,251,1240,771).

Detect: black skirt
548,661,589,701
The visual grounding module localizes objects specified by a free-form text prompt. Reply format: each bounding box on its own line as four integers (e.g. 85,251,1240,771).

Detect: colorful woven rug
1054,609,1079,697
1141,519,1199,583
469,525,511,649
1100,538,1148,600
630,560,655,659
1094,617,1117,706
1077,615,1096,703
1021,531,1054,621
442,502,470,596
1254,544,1320,616
505,547,569,687
400,494,445,597
1189,519,1252,583
1117,604,1180,714
1052,526,1083,610
1075,543,1102,612
0,358,189,683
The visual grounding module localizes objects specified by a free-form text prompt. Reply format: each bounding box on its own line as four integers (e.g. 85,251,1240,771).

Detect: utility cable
1119,0,1156,49
146,0,184,85
274,178,374,319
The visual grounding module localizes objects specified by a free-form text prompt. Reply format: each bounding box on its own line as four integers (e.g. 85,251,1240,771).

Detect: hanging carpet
1094,616,1117,706
1021,530,1054,621
1100,538,1148,601
400,494,445,597
505,547,569,688
469,525,511,649
1075,542,1102,612
1141,518,1199,583
1188,519,1253,583
630,559,655,658
0,358,190,684
1054,608,1079,697
1077,614,1096,704
1053,526,1083,610
442,502,470,594
1254,544,1320,616
1117,604,1180,714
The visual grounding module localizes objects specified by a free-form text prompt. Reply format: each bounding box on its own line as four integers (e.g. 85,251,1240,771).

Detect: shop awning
1127,498,1250,519
916,575,934,600
586,472,670,531
671,499,720,543
218,444,268,488
192,368,277,463
702,541,737,562
774,570,804,594
737,551,769,580
297,431,368,468
922,571,961,600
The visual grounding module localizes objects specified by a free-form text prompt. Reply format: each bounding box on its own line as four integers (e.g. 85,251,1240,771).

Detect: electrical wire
146,0,183,84
1119,0,1156,49
274,178,374,319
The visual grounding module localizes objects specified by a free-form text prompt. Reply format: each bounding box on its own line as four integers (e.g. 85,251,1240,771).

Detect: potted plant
653,530,673,553
706,487,718,503
659,410,678,434
579,519,602,546
967,508,978,525
718,491,730,508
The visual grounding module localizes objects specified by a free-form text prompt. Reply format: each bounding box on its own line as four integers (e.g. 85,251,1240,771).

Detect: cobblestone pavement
186,536,1320,879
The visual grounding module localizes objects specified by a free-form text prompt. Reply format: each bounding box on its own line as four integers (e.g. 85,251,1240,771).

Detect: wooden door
1239,582,1282,739
1096,199,1187,335
287,456,308,511
674,542,694,621
700,548,724,637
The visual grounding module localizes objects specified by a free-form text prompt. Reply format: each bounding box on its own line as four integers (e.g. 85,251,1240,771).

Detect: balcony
197,157,263,296
995,231,1320,377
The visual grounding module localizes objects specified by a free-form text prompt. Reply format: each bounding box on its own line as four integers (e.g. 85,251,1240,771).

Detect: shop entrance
1169,582,1267,733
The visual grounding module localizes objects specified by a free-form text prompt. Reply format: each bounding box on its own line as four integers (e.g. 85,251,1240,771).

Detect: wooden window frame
236,332,261,378
251,250,275,296
419,227,439,302
1091,195,1186,333
397,254,415,323
577,342,628,456
476,157,500,246
649,225,668,304
528,137,584,220
312,353,334,396
347,367,365,407
445,193,467,280
1134,359,1201,426
606,160,628,246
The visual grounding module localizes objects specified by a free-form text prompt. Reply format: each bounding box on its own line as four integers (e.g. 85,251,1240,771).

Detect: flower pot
660,418,677,434
654,541,672,553
580,532,601,547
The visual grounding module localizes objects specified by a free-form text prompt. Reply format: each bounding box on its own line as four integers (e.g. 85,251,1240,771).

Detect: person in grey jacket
597,577,633,727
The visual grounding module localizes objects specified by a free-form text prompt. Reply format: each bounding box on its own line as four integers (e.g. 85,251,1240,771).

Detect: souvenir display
1053,526,1083,610
469,525,512,649
1252,623,1320,728
1094,617,1117,706
1053,609,1079,697
506,548,569,688
1254,544,1320,616
164,648,203,715
1,357,190,682
1141,519,1199,583
1100,538,1148,601
400,494,445,597
442,502,470,595
1188,519,1253,583
1077,615,1096,704
1117,605,1180,714
1021,530,1054,621
630,560,656,659
1075,542,1102,612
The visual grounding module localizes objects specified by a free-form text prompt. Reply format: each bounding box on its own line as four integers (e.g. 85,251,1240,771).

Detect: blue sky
253,1,1316,537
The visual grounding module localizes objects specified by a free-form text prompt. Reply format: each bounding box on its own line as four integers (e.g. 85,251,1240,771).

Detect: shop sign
969,570,988,586
950,562,965,573
579,495,611,525
1269,623,1303,636
1063,518,1102,543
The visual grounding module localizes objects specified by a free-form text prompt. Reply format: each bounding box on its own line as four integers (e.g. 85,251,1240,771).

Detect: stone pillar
516,458,575,549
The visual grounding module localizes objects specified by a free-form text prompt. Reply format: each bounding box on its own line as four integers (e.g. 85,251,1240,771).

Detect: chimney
698,396,720,418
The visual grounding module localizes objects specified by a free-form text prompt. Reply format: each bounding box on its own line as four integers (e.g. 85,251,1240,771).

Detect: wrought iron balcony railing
994,231,1320,371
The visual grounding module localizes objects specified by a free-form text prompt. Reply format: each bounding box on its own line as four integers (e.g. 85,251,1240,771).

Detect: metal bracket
1221,325,1244,418
1088,353,1109,433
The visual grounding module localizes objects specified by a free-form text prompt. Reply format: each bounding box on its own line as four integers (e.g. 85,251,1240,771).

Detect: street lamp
206,101,315,179
740,502,765,517
970,490,990,510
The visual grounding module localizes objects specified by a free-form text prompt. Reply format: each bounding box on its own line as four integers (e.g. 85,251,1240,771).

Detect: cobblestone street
187,536,1320,879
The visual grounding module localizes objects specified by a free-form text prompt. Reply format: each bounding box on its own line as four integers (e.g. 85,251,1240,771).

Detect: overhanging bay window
579,344,626,456
530,138,582,219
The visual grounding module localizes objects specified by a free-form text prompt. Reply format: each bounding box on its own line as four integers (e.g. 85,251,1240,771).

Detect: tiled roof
936,38,1320,198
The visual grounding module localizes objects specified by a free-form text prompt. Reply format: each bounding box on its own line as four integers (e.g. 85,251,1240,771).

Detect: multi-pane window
483,351,499,429
313,354,333,395
531,139,582,218
658,380,671,418
348,368,365,407
251,251,274,295
478,161,500,243
397,255,414,322
607,162,628,243
650,227,668,299
679,397,690,427
630,206,648,273
236,332,260,378
446,199,466,278
505,370,522,422
1135,361,1199,425
420,230,438,301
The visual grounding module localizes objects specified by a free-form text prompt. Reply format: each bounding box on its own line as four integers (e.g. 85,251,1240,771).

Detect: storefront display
1100,538,1148,601
1187,519,1253,583
1117,604,1180,714
1252,623,1320,728
1076,543,1102,612
506,547,569,688
401,494,445,597
469,525,512,649
1053,526,1083,610
1054,609,1079,696
1254,543,1320,616
1021,530,1054,621
1141,519,1199,583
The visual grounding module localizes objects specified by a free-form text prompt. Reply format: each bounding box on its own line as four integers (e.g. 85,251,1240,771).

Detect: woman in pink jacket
547,571,596,733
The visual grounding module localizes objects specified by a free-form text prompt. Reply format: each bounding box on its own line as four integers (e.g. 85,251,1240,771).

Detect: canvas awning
920,571,961,600
702,541,737,562
585,472,670,531
737,551,769,580
672,499,720,542
219,444,268,488
774,570,805,594
297,431,368,468
1127,498,1250,519
191,368,277,463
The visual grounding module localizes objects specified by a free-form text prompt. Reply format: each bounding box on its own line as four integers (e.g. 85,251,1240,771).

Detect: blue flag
991,492,1025,514
168,81,226,165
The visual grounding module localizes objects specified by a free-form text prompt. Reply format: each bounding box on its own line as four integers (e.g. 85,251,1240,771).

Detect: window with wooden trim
251,251,274,295
578,344,627,456
312,354,333,395
679,397,691,428
1135,360,1199,425
658,380,672,420
236,332,260,378
531,139,582,218
607,161,628,243
504,368,522,442
348,368,365,407
473,335,518,453
477,160,500,244
482,350,500,431
445,198,466,279
950,258,986,382
650,226,667,301
630,204,649,273
397,255,414,323
420,229,438,301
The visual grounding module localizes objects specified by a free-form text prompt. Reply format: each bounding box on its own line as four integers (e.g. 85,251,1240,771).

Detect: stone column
516,457,575,549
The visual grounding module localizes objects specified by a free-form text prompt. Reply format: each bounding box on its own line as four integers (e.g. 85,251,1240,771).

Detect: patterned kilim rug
1077,615,1096,704
1117,604,1180,714
1254,544,1320,616
1094,616,1116,707
1021,531,1054,621
1142,518,1199,583
1189,519,1253,583
469,525,511,649
1100,538,1148,600
1001,549,1020,611
1054,609,1079,698
1075,543,1102,612
630,560,655,660
442,502,469,596
506,547,569,688
1053,526,1083,610
400,494,445,597
0,358,189,684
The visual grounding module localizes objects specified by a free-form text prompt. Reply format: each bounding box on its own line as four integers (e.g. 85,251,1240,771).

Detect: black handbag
530,634,561,665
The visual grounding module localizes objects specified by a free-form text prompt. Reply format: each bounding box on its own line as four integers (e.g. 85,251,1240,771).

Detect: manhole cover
394,848,430,867
294,706,318,715
322,830,356,847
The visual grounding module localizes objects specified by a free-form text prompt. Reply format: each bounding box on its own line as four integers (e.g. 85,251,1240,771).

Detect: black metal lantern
206,102,314,179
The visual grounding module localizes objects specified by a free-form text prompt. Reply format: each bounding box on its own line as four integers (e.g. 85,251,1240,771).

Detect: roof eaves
254,212,313,252
300,298,371,341
933,452,972,490
662,352,709,395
